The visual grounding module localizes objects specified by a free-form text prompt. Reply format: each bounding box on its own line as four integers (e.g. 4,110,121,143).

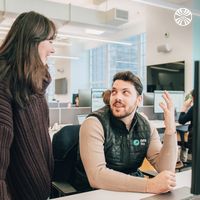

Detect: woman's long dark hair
0,11,56,107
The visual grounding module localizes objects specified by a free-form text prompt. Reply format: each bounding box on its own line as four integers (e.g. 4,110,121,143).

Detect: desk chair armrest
51,181,77,197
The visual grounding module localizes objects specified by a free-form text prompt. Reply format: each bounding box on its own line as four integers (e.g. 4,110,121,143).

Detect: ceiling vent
106,8,128,26
67,5,128,28
93,0,107,5
0,1,129,28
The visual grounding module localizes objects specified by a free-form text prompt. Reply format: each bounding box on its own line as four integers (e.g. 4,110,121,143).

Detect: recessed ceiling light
57,33,132,46
53,41,72,46
85,28,105,35
49,55,79,60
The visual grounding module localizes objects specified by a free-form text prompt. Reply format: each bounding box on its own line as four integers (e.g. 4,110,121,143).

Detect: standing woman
0,11,56,199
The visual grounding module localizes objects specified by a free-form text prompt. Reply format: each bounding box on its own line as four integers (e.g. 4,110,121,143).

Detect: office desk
149,120,189,134
149,120,188,130
52,170,191,200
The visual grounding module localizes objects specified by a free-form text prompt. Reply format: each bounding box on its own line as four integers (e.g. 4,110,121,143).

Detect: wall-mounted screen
154,90,184,113
55,78,67,94
147,61,185,92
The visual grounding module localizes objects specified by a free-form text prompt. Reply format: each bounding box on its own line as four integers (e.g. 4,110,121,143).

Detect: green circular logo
133,139,140,146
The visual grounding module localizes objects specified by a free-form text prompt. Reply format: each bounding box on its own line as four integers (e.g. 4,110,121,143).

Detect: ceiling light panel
85,28,105,35
57,33,132,46
49,55,79,60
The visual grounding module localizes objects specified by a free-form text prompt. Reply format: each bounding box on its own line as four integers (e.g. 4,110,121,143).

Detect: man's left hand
159,91,176,135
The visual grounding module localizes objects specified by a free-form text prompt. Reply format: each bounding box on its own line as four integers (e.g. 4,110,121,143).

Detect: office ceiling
0,0,147,50
0,0,196,56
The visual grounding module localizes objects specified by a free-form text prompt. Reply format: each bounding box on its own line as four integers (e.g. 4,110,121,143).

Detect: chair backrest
52,125,80,182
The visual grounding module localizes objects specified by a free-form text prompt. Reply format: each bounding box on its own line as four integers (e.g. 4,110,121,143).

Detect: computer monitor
78,89,92,107
77,114,88,125
91,89,106,112
147,61,185,92
191,60,200,195
143,92,154,106
72,93,78,105
154,90,184,113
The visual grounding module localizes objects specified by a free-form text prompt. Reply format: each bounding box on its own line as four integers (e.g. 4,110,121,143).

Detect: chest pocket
130,134,149,153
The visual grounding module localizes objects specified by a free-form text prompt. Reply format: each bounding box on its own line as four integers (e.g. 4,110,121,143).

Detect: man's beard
111,102,137,120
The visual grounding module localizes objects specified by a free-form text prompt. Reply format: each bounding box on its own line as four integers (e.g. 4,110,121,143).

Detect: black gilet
90,106,151,174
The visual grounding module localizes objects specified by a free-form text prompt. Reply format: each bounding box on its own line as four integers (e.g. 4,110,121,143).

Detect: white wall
53,46,71,102
70,51,90,95
146,6,193,93
53,45,90,103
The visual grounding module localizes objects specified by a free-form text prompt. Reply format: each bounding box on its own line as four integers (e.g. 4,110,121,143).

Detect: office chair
139,158,158,178
51,125,80,198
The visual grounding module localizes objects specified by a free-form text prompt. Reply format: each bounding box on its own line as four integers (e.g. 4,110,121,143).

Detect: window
46,60,56,101
89,33,146,89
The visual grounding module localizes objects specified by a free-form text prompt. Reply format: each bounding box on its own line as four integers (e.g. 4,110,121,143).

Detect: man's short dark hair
112,71,143,95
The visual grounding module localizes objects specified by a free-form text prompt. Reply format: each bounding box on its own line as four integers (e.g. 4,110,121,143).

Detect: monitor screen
143,92,154,106
77,114,88,125
154,90,184,113
78,89,92,107
147,61,185,92
91,89,106,112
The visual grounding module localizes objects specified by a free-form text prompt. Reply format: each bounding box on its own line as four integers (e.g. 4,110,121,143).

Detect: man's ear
136,95,142,107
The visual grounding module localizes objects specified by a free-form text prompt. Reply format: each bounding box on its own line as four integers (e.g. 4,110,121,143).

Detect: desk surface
150,120,189,131
53,170,191,200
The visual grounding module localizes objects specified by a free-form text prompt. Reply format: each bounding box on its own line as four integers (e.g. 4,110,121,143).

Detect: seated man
73,71,177,194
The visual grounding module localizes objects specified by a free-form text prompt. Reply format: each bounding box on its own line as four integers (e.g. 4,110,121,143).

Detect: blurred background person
75,94,79,107
102,89,111,105
178,89,194,161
